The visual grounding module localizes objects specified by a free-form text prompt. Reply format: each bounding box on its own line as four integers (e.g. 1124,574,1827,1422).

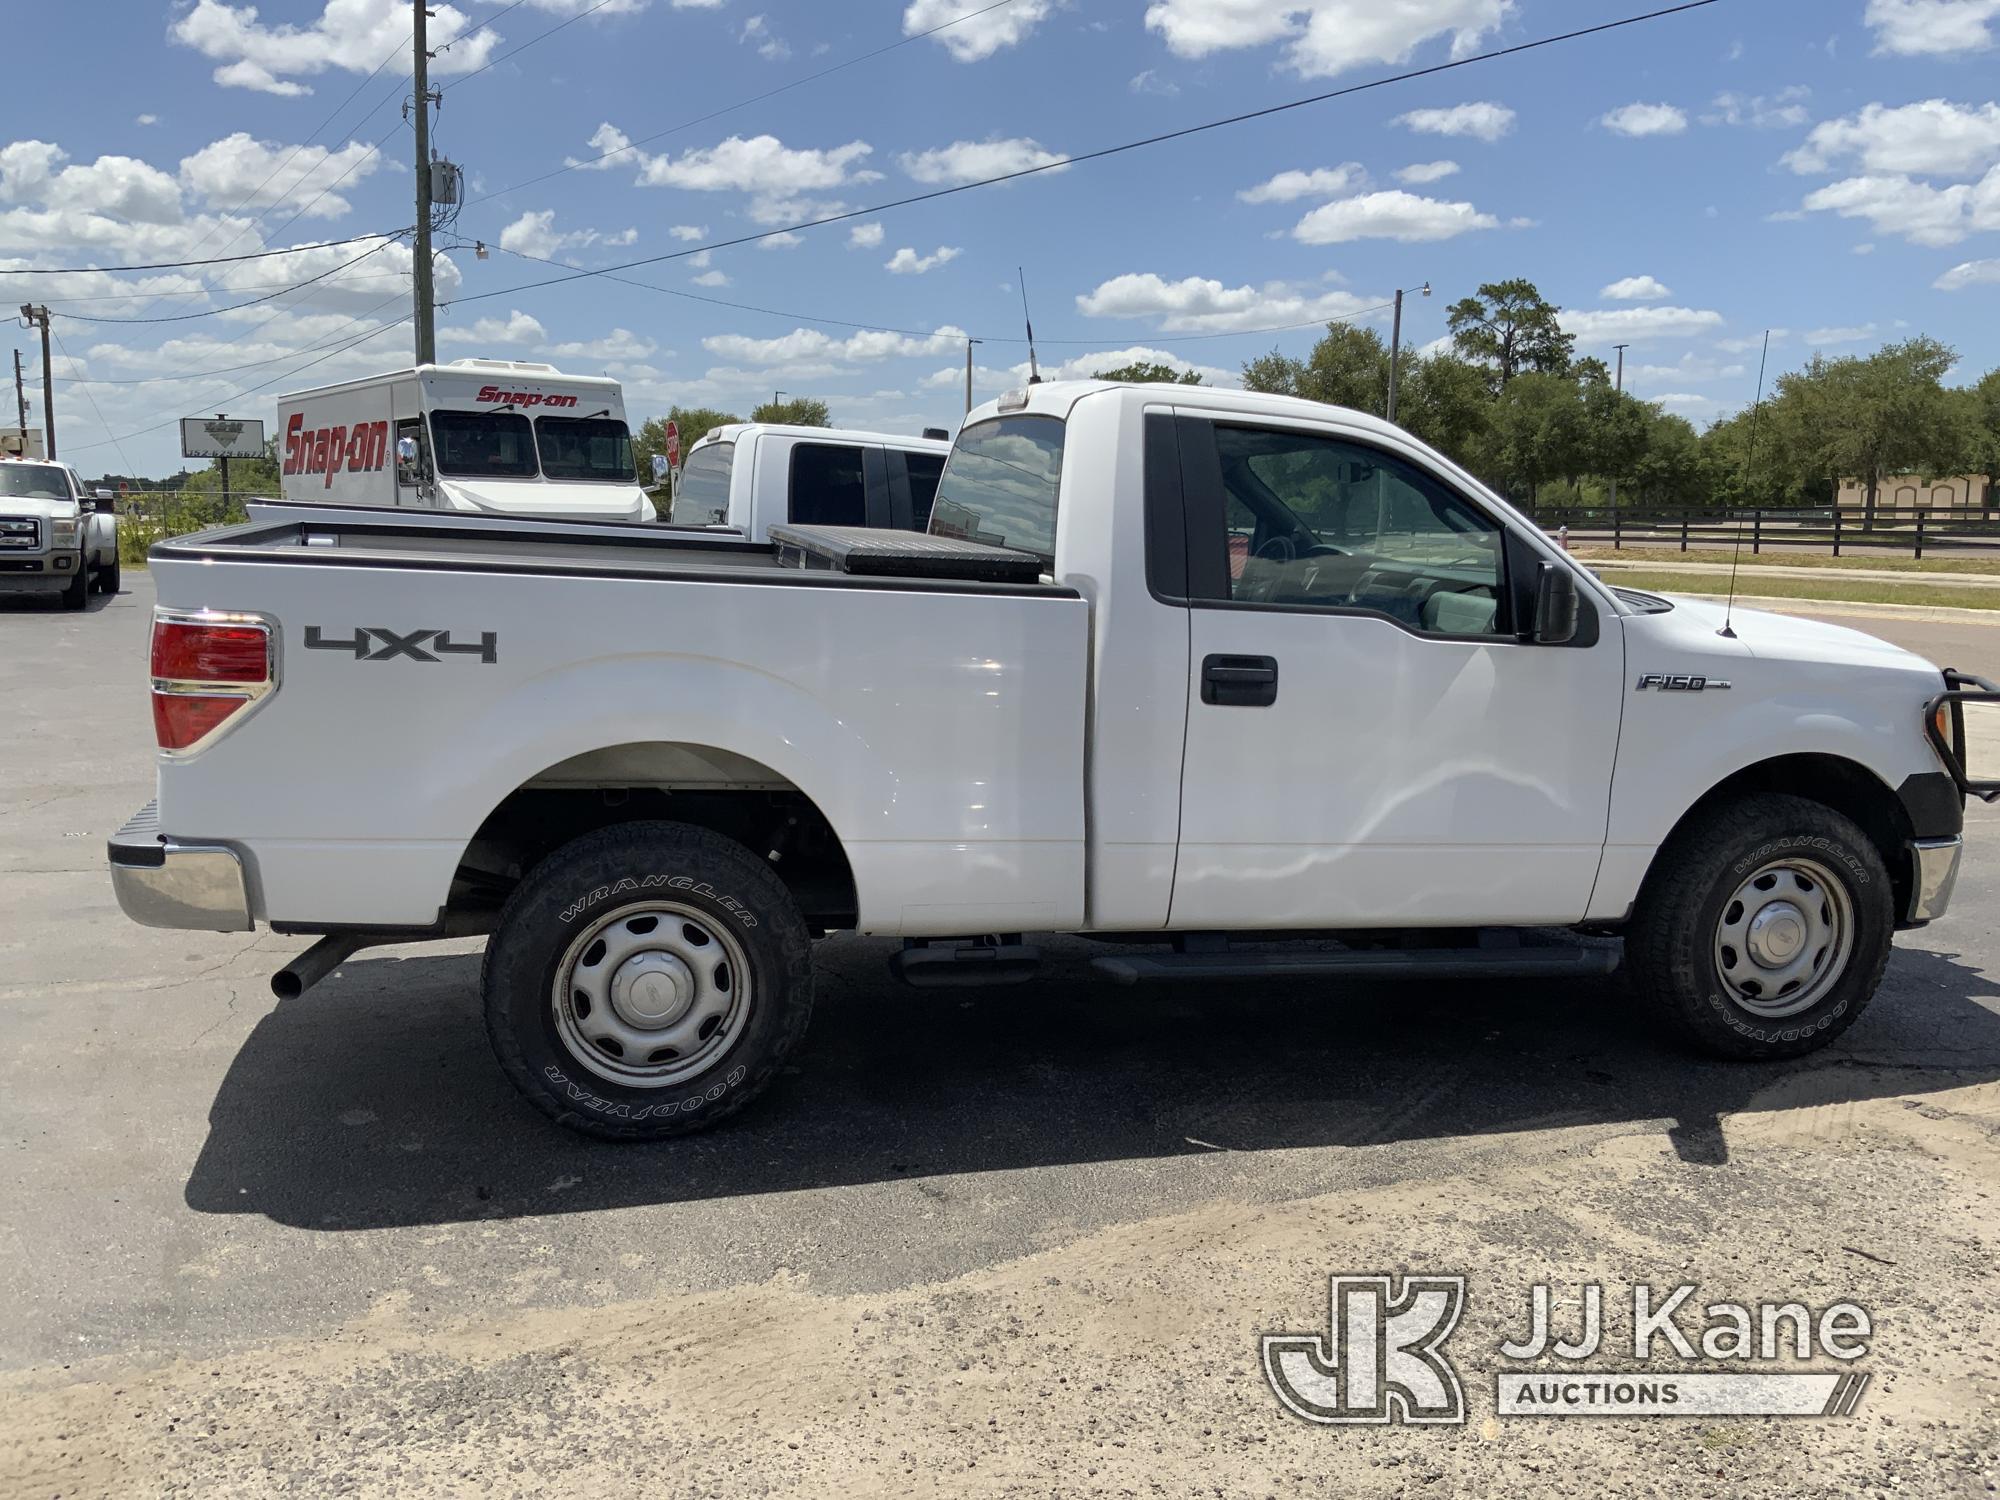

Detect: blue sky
6,0,2000,476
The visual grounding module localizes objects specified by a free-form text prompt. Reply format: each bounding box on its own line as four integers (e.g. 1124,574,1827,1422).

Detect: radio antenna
1018,266,1042,384
1719,328,1771,640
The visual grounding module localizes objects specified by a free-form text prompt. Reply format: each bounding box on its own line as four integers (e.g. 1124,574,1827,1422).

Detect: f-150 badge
1635,673,1730,691
305,626,497,663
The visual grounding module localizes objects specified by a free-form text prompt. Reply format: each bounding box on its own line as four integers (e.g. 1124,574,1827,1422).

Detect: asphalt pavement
3,573,1997,1498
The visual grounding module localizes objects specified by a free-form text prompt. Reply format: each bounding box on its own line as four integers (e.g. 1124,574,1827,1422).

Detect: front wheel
482,820,815,1139
59,559,88,610
1626,794,1894,1059
94,553,120,595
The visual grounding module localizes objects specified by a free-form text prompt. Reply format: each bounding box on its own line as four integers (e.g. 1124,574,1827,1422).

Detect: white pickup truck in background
108,380,1991,1139
275,358,652,522
671,422,951,540
0,457,121,607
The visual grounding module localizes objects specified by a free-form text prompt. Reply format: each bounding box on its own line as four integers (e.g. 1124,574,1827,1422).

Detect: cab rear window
928,415,1064,566
672,441,733,526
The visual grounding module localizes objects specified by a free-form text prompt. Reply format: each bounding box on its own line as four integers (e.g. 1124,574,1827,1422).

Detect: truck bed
161,510,1069,596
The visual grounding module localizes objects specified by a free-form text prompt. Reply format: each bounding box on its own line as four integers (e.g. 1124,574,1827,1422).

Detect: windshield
536,415,636,483
0,464,72,501
672,441,733,525
928,415,1065,565
430,409,538,478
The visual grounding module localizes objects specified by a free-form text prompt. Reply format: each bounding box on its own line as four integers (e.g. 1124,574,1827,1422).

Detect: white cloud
702,325,969,366
1805,324,1879,345
1701,87,1811,129
170,0,501,95
1129,68,1179,96
1798,168,2000,246
691,269,731,287
438,310,546,348
1785,99,2000,176
135,114,159,127
1146,0,1514,78
1290,189,1499,243
41,153,184,225
1866,0,2000,56
849,222,884,247
1651,393,1717,413
1237,163,1367,203
905,0,1059,60
759,231,803,250
1935,257,2000,289
1601,103,1688,137
1853,241,1875,254
1394,160,1460,184
1075,272,1385,332
0,141,66,203
885,245,962,274
542,328,659,363
1624,352,1746,384
499,208,631,260
686,249,711,268
740,13,790,61
1391,101,1515,141
636,134,878,194
178,133,382,219
0,259,217,318
669,224,708,241
1600,274,1672,301
897,136,1069,185
1560,305,1726,342
565,123,633,171
1717,331,1788,353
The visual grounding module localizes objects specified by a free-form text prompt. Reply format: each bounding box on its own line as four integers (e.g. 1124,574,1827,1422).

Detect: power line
466,0,1023,207
52,239,404,325
451,0,1725,311
51,327,137,477
7,230,407,277
47,293,412,386
444,0,627,91
33,271,412,305
455,234,1397,347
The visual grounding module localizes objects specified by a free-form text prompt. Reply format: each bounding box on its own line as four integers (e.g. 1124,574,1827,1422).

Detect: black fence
1524,505,2000,560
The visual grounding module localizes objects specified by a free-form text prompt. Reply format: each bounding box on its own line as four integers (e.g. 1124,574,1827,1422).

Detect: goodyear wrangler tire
1626,793,1893,1061
482,820,814,1140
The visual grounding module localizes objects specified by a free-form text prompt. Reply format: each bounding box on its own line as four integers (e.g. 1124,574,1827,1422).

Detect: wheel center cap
1747,902,1807,967
610,951,695,1027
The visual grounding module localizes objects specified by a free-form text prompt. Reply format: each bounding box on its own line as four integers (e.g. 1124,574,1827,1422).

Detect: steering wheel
1301,543,1348,558
1254,535,1297,564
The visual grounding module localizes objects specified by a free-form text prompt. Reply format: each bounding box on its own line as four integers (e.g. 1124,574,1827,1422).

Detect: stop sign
664,419,680,467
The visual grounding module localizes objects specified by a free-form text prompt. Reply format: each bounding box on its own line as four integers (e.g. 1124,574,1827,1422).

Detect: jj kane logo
1264,1276,1871,1425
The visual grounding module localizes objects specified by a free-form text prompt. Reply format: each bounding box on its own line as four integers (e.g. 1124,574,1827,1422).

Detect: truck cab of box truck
275,359,651,523
672,423,951,541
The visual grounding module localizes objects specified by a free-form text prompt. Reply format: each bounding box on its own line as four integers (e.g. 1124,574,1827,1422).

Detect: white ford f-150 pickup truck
108,381,1993,1139
1,457,120,606
670,422,951,540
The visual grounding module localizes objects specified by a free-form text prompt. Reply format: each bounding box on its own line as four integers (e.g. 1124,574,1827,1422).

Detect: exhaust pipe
272,934,366,1000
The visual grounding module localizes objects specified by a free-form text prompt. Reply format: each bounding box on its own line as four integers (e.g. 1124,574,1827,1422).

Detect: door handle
1201,653,1278,707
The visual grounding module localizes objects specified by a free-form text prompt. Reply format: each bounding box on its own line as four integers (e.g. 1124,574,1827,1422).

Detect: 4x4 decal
305,625,498,663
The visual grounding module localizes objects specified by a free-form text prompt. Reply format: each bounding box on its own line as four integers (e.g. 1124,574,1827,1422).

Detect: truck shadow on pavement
183,934,2000,1231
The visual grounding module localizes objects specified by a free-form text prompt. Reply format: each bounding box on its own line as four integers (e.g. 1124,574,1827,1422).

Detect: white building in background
1836,473,1991,512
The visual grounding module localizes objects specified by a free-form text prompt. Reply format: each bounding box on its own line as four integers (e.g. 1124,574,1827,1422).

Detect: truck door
1165,411,1624,929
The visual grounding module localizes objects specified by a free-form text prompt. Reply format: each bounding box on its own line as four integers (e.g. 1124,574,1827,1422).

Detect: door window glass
1212,425,1505,636
904,451,945,531
789,442,867,528
672,441,732,525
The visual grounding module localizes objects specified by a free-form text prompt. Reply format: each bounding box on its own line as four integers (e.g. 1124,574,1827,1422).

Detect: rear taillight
150,610,276,755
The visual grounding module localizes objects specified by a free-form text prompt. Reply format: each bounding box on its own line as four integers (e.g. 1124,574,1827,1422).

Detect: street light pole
1384,281,1429,426
964,338,981,416
1609,342,1629,512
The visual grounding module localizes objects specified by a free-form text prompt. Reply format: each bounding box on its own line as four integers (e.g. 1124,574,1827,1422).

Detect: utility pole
1384,281,1429,426
410,2,438,365
215,413,231,512
19,305,53,457
1609,343,1629,512
12,348,27,454
964,338,981,416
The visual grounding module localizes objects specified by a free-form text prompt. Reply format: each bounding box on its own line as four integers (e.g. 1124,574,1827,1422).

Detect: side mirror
395,436,419,464
1532,560,1579,645
95,488,114,501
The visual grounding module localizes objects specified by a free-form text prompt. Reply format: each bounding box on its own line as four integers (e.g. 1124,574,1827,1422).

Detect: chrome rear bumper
107,800,252,932
1907,836,1963,925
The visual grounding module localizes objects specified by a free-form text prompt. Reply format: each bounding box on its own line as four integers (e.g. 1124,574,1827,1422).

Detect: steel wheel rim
551,900,752,1089
1712,856,1854,1019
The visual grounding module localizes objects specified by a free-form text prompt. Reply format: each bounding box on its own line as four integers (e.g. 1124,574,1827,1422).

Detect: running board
890,936,1041,988
1090,945,1620,986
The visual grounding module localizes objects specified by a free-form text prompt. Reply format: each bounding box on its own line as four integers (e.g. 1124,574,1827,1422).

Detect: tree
1092,360,1201,384
633,406,739,482
1485,372,1586,502
750,396,832,426
1242,323,1390,412
1970,368,2000,509
180,439,282,501
1393,350,1491,464
1446,279,1575,386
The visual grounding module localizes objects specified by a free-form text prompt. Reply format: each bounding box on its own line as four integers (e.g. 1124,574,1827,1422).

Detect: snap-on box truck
273,358,652,522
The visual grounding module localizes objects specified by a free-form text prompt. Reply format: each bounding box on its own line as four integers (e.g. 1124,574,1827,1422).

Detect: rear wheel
1627,794,1893,1059
482,820,815,1139
94,552,120,595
